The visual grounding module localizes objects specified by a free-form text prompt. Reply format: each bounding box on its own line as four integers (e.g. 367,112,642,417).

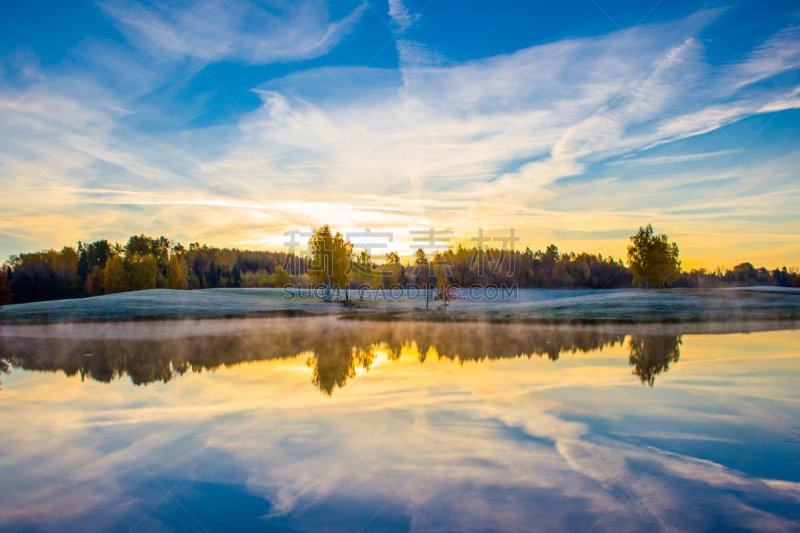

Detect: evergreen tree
206,262,220,287
84,265,105,296
231,265,242,288
0,268,13,307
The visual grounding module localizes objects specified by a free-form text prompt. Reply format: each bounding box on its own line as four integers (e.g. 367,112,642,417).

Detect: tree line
0,224,798,305
0,235,301,304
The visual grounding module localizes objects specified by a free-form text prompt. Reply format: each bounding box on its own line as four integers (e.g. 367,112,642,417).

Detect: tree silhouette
84,265,105,296
231,265,243,288
77,240,113,290
0,268,13,308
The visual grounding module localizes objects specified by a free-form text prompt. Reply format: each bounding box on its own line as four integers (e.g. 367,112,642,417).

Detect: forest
0,227,798,305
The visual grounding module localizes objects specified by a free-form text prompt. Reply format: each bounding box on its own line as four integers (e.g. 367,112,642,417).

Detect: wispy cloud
0,8,799,266
387,0,418,32
727,25,800,90
609,150,740,166
100,0,366,64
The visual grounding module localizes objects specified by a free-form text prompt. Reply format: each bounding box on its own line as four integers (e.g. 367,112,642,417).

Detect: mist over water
1,318,799,531
0,317,742,393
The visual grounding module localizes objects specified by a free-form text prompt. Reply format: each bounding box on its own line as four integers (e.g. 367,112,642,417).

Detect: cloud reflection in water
0,318,798,532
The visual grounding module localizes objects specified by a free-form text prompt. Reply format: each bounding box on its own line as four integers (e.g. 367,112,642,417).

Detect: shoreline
0,310,797,336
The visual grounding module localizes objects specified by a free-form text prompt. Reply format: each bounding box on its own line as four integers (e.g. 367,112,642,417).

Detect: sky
0,0,799,269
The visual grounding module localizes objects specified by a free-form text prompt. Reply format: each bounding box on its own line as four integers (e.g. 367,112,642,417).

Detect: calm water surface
1,317,799,532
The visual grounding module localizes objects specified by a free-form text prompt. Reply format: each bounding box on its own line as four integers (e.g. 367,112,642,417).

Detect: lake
1,317,800,532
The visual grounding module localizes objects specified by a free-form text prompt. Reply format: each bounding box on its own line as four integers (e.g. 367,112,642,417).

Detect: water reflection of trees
0,321,682,395
0,358,9,390
628,335,682,386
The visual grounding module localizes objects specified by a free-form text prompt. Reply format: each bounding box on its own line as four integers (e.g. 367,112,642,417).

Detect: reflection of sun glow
375,342,400,362
353,342,446,376
355,347,390,376
426,346,439,362
401,341,421,361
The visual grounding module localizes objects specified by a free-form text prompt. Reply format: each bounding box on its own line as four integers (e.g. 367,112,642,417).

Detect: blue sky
1,0,799,267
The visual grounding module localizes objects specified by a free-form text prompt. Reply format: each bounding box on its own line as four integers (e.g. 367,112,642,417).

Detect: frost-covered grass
337,287,800,323
1,287,799,324
0,289,334,323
